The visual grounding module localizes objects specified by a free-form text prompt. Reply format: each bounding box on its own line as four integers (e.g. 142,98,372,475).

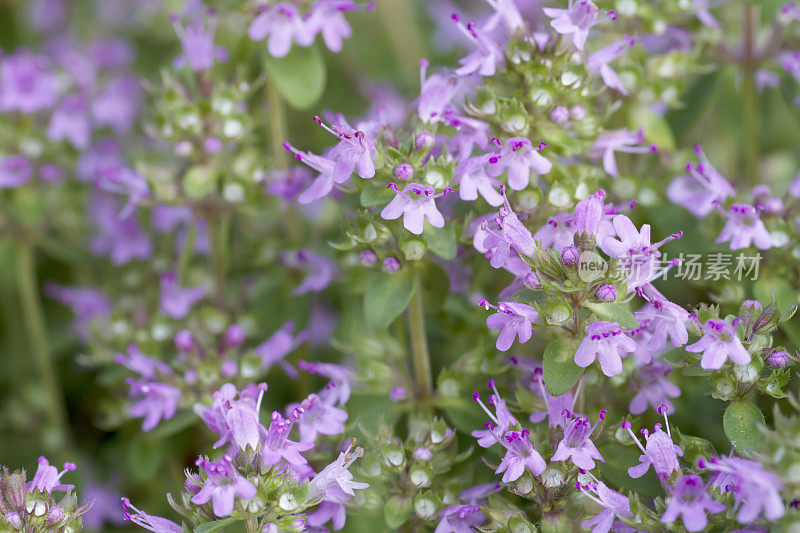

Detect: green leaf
195,518,241,533
584,302,638,329
149,412,197,440
629,103,675,150
360,185,395,207
666,71,723,139
263,44,326,110
423,224,456,261
542,338,582,396
723,400,765,455
364,270,415,330
384,495,412,529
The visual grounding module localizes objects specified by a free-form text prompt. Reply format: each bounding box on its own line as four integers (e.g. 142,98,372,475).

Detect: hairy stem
267,78,289,170
408,267,433,398
17,241,70,444
207,209,230,311
742,3,759,184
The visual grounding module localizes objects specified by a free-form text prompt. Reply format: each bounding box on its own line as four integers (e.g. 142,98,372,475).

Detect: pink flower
381,182,449,235
543,0,616,50
685,318,750,370
574,321,637,377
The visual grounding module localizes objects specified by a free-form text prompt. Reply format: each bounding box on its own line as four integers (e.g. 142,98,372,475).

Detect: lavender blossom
481,300,539,351
622,410,683,479
715,203,773,250
543,0,616,50
685,318,750,370
248,3,315,58
628,361,680,415
574,321,637,377
0,49,59,113
197,383,267,451
281,249,338,295
494,429,546,482
435,505,485,533
171,10,227,71
667,145,735,217
308,444,369,498
661,474,725,532
307,1,375,54
158,272,207,320
381,182,449,235
472,382,519,448
47,94,91,150
578,476,633,533
291,393,348,442
192,456,257,517
0,155,32,188
551,411,606,470
587,35,635,94
28,457,76,494
122,498,181,533
255,321,309,374
486,137,552,190
451,14,504,77
44,282,111,339
261,410,314,467
456,154,504,206
705,454,785,523
127,379,181,431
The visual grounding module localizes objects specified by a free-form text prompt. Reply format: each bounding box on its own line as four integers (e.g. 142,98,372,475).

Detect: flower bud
414,493,437,519
262,524,278,533
185,472,203,494
595,284,617,302
561,246,580,268
413,447,432,461
47,507,65,526
389,386,407,401
409,463,432,487
383,257,401,273
220,359,238,377
394,163,413,181
359,250,378,266
570,105,587,120
402,240,427,261
5,512,22,529
523,271,541,290
175,329,195,352
414,132,435,151
225,324,245,348
203,137,222,154
765,349,789,369
550,106,569,123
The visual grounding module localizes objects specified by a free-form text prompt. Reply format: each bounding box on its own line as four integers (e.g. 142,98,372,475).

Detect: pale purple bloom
262,410,314,467
534,212,577,252
77,138,124,182
685,318,750,369
381,182,449,235
451,14,505,77
115,345,172,380
44,282,111,339
306,486,351,530
693,0,720,28
158,271,206,320
446,113,490,161
661,474,725,532
291,393,348,442
281,249,338,295
83,480,125,529
495,429,546,482
255,321,309,374
551,411,605,470
93,166,150,218
307,1,375,53
417,59,459,123
457,154,504,206
482,300,539,351
197,383,267,451
308,445,369,498
435,505,485,533
122,498,181,533
715,203,773,250
622,416,682,479
284,143,338,204
248,3,315,58
543,0,616,50
578,479,633,533
486,137,552,190
573,189,607,236
633,285,689,351
92,76,141,133
315,116,376,182
472,383,519,448
0,155,32,188
529,368,579,429
0,49,59,113
705,455,784,523
480,195,538,263
667,145,735,217
587,35,635,94
89,193,153,265
629,361,680,415
126,379,181,431
298,360,353,405
591,129,657,177
172,11,227,71
192,456,257,517
28,0,65,31
28,457,76,494
47,94,91,150
574,321,637,377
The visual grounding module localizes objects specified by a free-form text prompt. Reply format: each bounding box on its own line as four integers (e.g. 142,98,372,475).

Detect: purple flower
667,145,735,217
281,249,338,295
298,360,353,405
0,155,32,188
306,486,351,530
255,321,309,375
0,49,59,113
715,203,773,250
198,383,267,451
577,477,633,533
435,505,485,533
122,498,181,533
451,14,504,77
447,113,489,161
28,457,76,494
77,138,124,182
587,35,635,94
47,94,91,150
158,271,207,320
417,59,459,123
315,115,376,181
705,455,784,523
291,393,348,442
685,318,750,369
127,379,181,431
381,182,449,235
83,480,125,529
307,1,374,53
480,194,538,263
456,154,504,206
574,321,637,377
89,194,152,265
573,189,607,236
661,474,725,532
308,444,369,498
487,137,552,190
472,382,519,448
115,345,172,380
629,361,680,415
543,0,616,50
622,413,682,479
171,10,227,71
248,3,315,58
551,411,605,470
591,129,657,177
284,143,339,204
192,455,257,517
92,76,141,133
495,429,546,482
262,410,314,467
481,300,539,351
92,166,150,218
43,282,111,339
633,285,689,351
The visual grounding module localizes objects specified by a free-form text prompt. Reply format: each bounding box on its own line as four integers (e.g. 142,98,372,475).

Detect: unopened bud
765,349,790,369
360,250,378,266
402,240,427,261
383,257,401,273
595,284,617,302
561,246,580,268
550,106,569,123
394,163,413,181
175,329,194,352
415,132,435,151
225,324,245,348
47,507,65,526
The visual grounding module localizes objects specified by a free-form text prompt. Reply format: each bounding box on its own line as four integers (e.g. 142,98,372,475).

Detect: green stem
207,210,229,311
742,3,759,184
178,220,196,280
244,518,259,533
267,79,289,170
408,267,433,398
17,241,69,443
377,0,426,86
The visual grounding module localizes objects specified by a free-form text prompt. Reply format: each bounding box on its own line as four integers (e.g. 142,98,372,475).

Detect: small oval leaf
364,269,415,330
584,302,638,329
723,400,765,455
542,338,583,396
263,44,326,110
195,518,241,533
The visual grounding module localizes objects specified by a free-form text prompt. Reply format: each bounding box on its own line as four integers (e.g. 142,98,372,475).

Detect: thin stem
207,209,229,311
17,241,70,443
408,267,433,398
377,0,426,85
742,3,759,184
244,518,259,533
267,79,289,170
178,220,196,280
